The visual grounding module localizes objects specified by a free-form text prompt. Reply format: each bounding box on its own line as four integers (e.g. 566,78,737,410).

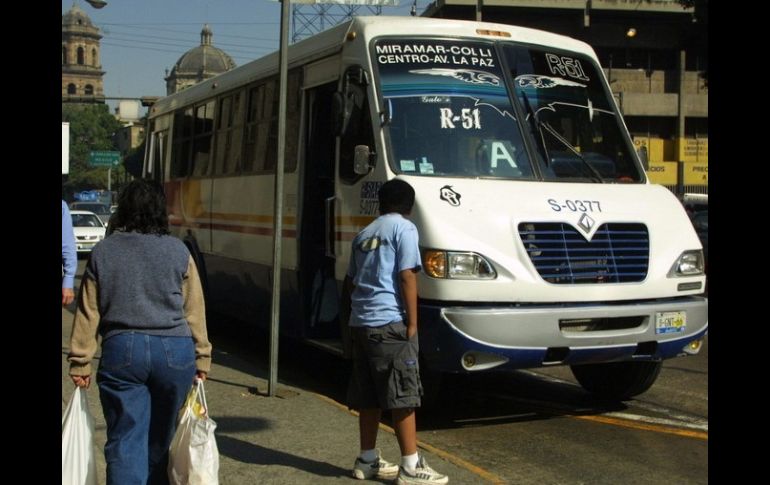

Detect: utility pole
269,0,291,398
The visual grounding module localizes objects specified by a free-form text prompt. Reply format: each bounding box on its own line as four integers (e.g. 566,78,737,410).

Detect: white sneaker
352,450,399,480
395,455,449,485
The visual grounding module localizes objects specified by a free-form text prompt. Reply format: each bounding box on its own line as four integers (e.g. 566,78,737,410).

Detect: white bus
143,16,707,399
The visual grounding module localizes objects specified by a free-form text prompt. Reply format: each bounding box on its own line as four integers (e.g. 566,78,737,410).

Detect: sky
62,0,427,114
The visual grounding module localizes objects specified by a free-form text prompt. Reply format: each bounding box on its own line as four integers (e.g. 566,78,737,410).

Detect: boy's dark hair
378,179,415,215
110,179,170,235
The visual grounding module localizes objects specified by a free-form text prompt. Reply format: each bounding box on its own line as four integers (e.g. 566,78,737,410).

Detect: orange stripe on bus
337,215,376,226
202,213,296,224
170,221,297,238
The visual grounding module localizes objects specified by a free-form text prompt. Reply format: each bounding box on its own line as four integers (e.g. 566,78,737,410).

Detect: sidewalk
61,307,485,484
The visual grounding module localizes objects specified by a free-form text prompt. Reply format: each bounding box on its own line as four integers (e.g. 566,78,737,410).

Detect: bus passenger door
300,81,338,338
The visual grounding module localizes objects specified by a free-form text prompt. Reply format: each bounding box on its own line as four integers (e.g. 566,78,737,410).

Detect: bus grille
518,222,649,284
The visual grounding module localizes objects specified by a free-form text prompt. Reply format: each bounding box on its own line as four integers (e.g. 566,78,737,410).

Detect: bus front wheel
570,361,662,400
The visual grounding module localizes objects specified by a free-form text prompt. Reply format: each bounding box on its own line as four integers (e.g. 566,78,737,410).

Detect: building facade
62,3,105,103
423,0,708,194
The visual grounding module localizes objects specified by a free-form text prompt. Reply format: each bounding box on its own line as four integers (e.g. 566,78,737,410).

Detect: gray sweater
87,232,193,340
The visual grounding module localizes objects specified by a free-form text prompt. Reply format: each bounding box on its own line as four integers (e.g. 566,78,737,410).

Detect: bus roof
149,15,597,118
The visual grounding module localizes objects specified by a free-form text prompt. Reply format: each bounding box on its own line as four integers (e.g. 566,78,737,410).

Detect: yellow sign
683,162,708,185
645,162,678,185
632,136,669,163
678,138,708,163
633,137,649,164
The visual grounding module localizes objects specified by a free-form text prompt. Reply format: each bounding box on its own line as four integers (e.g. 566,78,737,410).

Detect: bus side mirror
354,145,376,175
332,92,352,136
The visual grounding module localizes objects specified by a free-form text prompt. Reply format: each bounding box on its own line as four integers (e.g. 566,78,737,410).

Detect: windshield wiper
520,91,603,182
538,121,605,183
520,92,550,166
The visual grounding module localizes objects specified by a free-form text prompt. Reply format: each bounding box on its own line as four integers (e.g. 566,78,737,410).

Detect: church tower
62,3,105,103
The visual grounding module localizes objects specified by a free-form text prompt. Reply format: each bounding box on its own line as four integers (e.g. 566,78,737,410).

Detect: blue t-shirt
347,213,422,328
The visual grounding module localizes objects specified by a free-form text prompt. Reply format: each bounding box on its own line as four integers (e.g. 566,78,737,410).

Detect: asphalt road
209,317,708,484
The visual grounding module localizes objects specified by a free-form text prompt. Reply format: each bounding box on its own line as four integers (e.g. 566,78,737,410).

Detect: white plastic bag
62,386,98,485
168,379,219,485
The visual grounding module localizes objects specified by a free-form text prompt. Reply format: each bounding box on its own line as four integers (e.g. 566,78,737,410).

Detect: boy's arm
399,268,419,338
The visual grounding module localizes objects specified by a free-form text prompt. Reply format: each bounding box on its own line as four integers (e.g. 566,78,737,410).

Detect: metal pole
107,167,112,192
677,49,686,196
269,0,291,397
476,0,482,21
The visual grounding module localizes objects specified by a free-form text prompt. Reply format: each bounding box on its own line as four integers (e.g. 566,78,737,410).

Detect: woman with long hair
68,179,212,484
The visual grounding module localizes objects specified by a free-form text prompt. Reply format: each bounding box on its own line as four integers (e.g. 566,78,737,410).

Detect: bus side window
339,66,374,184
170,107,193,178
192,101,215,177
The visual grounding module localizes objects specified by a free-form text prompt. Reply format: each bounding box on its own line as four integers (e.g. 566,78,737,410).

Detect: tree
62,103,123,198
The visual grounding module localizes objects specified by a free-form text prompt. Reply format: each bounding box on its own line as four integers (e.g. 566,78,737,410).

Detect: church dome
169,24,236,77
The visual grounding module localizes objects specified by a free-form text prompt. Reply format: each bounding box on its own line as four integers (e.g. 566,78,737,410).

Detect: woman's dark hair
378,179,415,215
110,179,169,235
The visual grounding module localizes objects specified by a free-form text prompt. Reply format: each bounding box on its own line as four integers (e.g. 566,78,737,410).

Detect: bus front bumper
418,296,708,372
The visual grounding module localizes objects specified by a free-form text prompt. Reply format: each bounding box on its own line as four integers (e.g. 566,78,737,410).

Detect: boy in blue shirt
344,179,448,484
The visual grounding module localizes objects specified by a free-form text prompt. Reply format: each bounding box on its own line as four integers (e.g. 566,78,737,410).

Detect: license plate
655,311,686,334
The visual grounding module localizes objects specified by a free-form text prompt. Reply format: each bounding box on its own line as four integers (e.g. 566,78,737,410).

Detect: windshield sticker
400,159,416,171
545,54,590,81
484,141,518,169
439,185,462,207
515,74,615,122
440,107,482,129
516,74,585,89
421,96,451,104
534,99,615,123
376,44,495,67
419,158,434,174
409,68,500,86
377,40,513,120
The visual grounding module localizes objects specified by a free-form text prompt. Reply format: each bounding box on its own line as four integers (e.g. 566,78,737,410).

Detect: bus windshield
375,38,642,182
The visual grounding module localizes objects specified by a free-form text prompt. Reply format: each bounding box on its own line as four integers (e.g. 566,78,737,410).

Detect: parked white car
70,202,112,225
71,210,106,253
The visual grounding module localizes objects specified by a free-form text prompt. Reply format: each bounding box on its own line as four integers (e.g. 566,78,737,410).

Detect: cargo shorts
347,321,423,410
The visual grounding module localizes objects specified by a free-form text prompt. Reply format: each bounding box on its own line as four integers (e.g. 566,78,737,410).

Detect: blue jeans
97,332,196,485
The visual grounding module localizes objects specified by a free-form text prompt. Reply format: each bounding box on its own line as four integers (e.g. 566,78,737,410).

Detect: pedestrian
62,200,77,306
343,179,448,484
67,179,212,485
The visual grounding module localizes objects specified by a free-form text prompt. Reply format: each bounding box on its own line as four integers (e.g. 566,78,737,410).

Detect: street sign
89,150,121,167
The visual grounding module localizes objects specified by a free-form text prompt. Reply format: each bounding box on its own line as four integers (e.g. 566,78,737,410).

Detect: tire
570,361,662,400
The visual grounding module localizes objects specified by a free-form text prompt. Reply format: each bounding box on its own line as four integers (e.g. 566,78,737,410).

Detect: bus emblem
440,185,462,206
578,213,595,233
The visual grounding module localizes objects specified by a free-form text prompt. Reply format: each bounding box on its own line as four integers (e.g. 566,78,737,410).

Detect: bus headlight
423,250,496,279
669,250,704,277
424,250,447,278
